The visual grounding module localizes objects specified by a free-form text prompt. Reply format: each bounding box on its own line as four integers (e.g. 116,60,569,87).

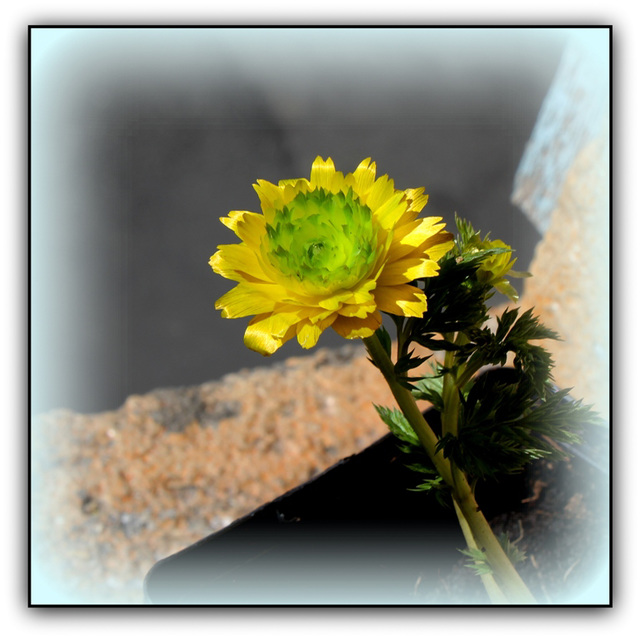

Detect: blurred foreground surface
32,345,392,603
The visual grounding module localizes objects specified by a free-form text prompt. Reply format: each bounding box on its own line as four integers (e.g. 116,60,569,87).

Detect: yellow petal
329,170,346,194
365,174,396,212
243,310,301,355
280,178,311,205
396,217,446,247
374,284,427,318
387,223,453,263
372,190,409,230
309,156,336,191
253,179,285,218
331,310,382,339
368,228,395,277
377,257,439,286
221,211,266,248
278,177,309,189
215,282,285,318
209,244,271,283
349,157,377,197
296,321,323,349
336,301,377,319
296,313,336,349
308,309,337,324
404,187,429,213
345,278,378,305
316,290,354,311
275,304,335,324
220,210,244,232
424,231,455,262
395,188,429,227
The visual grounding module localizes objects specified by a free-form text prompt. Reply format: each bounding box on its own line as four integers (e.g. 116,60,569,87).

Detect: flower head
476,239,521,302
476,238,515,281
210,156,453,355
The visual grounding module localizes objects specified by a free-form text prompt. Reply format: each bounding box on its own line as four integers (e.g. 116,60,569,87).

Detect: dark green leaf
375,325,392,358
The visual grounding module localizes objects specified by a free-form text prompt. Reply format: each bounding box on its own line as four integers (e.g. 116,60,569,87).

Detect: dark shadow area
144,407,609,605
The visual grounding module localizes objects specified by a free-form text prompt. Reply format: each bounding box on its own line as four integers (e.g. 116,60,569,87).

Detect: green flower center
263,188,379,295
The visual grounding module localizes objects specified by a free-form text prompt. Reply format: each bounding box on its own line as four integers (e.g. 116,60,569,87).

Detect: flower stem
363,334,453,486
452,475,536,603
453,500,508,604
441,340,460,438
363,332,536,604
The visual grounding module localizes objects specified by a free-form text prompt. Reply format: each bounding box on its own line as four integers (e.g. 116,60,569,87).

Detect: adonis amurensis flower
209,156,454,355
475,239,521,302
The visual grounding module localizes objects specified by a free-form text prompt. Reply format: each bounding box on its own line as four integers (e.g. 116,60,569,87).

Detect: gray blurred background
31,27,569,415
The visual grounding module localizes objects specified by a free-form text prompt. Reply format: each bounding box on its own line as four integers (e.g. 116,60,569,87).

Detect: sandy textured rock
32,344,398,604
518,126,610,417
511,32,609,418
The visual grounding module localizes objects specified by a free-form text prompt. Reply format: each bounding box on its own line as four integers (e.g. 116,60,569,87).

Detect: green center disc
263,188,378,296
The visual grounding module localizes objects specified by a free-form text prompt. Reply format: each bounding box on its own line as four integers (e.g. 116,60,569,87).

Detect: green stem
363,331,536,604
441,340,460,438
456,360,485,390
453,485,536,603
363,333,453,486
453,500,508,604
395,316,412,362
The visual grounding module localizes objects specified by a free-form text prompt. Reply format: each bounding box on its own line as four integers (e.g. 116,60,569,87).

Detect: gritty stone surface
518,126,610,417
32,344,397,604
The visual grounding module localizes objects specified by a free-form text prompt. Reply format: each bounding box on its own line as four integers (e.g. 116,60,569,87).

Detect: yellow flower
210,156,453,355
476,239,515,281
476,239,520,302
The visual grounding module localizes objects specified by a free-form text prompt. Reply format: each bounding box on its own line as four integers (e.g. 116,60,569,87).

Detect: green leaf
375,216,604,486
507,307,560,343
411,375,445,411
459,548,494,576
499,533,527,565
414,335,461,352
373,404,420,447
442,366,602,480
394,350,430,375
375,325,392,358
507,268,532,279
408,475,444,493
403,462,438,475
495,307,519,341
